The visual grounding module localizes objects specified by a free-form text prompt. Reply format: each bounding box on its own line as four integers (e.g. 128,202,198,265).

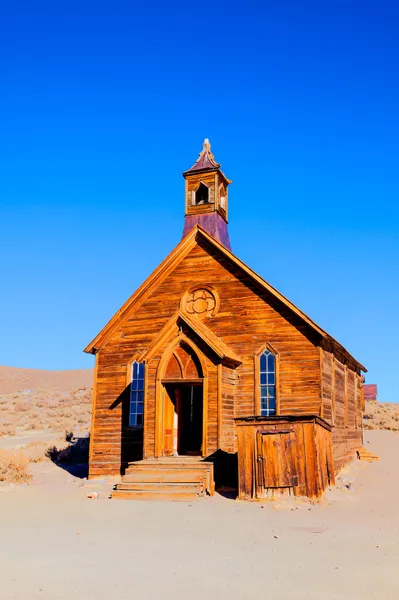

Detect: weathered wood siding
186,172,216,215
185,171,228,221
236,416,335,500
90,353,143,477
220,365,237,452
89,239,324,477
321,349,363,472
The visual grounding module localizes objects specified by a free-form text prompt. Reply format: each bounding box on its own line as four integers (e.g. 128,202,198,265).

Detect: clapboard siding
89,240,325,477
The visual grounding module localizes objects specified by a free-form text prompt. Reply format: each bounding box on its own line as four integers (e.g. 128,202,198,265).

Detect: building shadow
205,449,238,498
46,435,90,479
109,384,143,475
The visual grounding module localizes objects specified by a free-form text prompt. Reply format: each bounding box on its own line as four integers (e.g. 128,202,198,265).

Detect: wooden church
84,140,367,501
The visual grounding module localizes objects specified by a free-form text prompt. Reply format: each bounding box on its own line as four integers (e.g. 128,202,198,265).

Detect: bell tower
182,139,232,250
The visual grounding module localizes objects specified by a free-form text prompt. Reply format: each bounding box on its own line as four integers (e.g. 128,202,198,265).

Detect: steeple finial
203,138,211,153
184,138,220,173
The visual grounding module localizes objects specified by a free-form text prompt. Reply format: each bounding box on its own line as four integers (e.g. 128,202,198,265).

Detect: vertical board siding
236,416,334,500
221,365,237,452
321,351,363,472
321,349,333,423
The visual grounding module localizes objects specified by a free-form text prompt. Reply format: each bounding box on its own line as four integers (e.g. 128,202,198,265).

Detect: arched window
259,349,276,416
195,182,209,205
129,361,145,427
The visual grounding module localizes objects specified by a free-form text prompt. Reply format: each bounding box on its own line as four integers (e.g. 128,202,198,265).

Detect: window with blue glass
129,362,145,427
259,350,276,416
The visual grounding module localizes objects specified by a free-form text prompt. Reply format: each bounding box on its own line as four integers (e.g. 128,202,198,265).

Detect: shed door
257,430,299,488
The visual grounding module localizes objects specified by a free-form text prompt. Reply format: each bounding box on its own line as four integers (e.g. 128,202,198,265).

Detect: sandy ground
0,366,93,394
0,430,398,600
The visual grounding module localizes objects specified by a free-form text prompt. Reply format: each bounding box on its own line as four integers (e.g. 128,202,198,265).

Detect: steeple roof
184,138,220,173
183,139,231,183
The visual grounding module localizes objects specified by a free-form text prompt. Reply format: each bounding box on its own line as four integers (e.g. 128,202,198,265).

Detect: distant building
84,140,367,500
363,384,377,402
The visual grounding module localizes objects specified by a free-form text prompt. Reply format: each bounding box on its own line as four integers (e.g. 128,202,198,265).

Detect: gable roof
140,310,242,367
84,225,366,372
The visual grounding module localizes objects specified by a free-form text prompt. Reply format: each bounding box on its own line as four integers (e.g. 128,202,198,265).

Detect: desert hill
0,366,93,394
0,366,93,440
364,399,399,432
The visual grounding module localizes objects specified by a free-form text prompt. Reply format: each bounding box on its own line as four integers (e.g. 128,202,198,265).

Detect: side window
129,362,145,427
259,349,276,416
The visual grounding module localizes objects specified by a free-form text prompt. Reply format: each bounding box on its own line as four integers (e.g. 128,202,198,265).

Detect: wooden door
163,385,177,456
257,430,299,488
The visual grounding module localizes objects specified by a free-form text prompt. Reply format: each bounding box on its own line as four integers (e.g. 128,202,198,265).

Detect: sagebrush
0,449,31,482
0,387,92,438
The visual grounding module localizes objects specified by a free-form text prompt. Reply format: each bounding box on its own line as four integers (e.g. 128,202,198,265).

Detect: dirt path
0,430,398,600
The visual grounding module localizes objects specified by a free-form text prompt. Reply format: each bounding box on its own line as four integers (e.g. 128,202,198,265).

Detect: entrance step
122,471,206,483
117,482,203,493
357,448,380,461
112,490,201,501
112,459,215,501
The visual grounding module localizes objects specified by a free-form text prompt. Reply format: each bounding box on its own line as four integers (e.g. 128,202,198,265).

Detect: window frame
195,181,210,205
128,361,145,428
254,343,279,417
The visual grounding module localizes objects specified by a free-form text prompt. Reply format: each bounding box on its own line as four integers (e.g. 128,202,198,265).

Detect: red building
363,384,377,402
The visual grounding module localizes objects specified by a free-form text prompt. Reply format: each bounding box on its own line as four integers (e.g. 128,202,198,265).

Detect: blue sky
1,1,398,402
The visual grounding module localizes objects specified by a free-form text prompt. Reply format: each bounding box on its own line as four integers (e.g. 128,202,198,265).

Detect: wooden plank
260,431,298,488
261,433,279,488
112,490,200,501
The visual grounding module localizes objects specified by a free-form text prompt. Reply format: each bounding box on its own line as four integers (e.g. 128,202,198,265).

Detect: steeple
182,139,232,250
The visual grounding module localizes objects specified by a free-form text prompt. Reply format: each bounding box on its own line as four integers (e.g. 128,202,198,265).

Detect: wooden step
114,459,215,500
357,448,379,461
117,482,203,493
122,471,206,483
124,462,213,473
123,460,215,497
112,490,200,501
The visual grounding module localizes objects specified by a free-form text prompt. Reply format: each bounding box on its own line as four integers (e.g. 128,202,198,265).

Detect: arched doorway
161,341,205,457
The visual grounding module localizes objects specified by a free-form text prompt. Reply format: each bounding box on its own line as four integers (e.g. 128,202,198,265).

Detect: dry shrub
0,449,31,482
24,441,50,463
0,387,92,438
46,436,89,464
0,425,16,438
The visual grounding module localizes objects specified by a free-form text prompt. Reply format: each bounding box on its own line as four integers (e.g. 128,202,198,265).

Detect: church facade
84,140,366,500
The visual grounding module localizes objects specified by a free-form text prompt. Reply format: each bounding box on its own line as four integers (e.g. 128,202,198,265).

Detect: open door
163,383,203,456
